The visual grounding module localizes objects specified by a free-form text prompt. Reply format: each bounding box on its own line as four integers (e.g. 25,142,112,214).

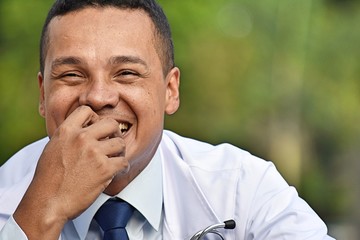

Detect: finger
108,156,131,175
98,137,126,158
86,118,121,140
63,105,100,128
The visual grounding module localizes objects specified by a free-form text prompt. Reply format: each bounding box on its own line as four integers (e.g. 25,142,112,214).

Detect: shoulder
161,130,272,173
0,137,48,216
160,130,278,200
0,137,48,188
160,131,285,227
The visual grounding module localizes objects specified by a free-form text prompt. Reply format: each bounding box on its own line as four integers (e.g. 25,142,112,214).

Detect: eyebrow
109,55,148,69
51,56,82,69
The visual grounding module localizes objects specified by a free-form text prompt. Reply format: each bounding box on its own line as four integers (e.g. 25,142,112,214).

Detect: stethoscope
190,220,236,240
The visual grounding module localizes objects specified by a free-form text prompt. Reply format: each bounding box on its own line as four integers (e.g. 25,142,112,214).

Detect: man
0,0,334,239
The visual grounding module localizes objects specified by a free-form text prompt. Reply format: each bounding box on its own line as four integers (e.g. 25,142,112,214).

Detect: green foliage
0,1,49,162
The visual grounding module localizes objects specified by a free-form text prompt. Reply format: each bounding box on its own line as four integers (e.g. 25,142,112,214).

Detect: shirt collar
72,149,163,240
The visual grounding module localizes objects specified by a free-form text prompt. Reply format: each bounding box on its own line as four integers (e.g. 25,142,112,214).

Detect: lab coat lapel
160,141,221,239
0,138,47,215
0,172,33,215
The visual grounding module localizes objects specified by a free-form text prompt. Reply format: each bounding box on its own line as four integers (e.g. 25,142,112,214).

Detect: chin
104,174,130,196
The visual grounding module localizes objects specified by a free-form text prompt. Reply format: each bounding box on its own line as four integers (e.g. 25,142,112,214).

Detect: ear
38,72,46,118
165,67,180,115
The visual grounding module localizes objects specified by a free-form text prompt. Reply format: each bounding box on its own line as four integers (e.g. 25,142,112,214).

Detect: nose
79,79,119,111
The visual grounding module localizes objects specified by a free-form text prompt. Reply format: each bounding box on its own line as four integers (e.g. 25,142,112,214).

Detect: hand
14,106,129,239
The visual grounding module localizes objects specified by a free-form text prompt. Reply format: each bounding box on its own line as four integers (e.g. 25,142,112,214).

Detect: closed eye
64,73,81,77
51,71,86,85
113,70,141,83
117,70,138,76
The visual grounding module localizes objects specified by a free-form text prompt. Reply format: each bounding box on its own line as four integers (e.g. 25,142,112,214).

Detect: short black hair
39,0,174,75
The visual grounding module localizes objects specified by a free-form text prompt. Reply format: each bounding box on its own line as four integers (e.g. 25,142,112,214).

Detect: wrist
13,192,66,240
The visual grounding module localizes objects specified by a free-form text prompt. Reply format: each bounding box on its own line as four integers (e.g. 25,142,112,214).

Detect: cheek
126,82,164,110
43,88,79,131
142,87,166,118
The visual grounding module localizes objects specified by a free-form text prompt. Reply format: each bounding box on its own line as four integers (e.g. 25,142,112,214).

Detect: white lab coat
160,131,333,239
0,130,334,239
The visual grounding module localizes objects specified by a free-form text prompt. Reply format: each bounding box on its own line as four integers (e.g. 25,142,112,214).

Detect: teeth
119,122,129,134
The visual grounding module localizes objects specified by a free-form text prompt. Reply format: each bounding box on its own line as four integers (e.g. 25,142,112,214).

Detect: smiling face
38,7,180,190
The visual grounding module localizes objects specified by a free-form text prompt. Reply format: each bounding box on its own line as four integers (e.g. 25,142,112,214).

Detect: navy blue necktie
94,198,134,240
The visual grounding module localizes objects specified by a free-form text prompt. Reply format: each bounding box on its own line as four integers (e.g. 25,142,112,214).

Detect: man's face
38,7,180,176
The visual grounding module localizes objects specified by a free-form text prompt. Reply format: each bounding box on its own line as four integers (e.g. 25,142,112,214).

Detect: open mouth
119,122,131,136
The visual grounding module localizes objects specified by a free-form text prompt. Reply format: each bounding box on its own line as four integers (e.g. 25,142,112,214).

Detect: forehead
45,7,158,63
49,6,155,35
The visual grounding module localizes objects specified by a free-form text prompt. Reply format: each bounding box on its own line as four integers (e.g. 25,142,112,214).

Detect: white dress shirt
77,149,164,240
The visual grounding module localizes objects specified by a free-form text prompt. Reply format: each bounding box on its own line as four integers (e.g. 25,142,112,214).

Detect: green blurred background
0,0,359,239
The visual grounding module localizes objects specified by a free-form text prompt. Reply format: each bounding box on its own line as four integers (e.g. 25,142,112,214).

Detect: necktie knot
95,198,134,240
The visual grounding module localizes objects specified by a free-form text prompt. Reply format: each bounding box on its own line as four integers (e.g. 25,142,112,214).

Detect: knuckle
77,131,89,144
108,118,119,129
114,137,125,146
56,124,71,137
119,160,130,174
113,138,126,156
87,146,101,157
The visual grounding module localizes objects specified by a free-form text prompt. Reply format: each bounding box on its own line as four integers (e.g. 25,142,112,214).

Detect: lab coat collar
0,137,48,215
0,173,34,215
160,132,221,239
